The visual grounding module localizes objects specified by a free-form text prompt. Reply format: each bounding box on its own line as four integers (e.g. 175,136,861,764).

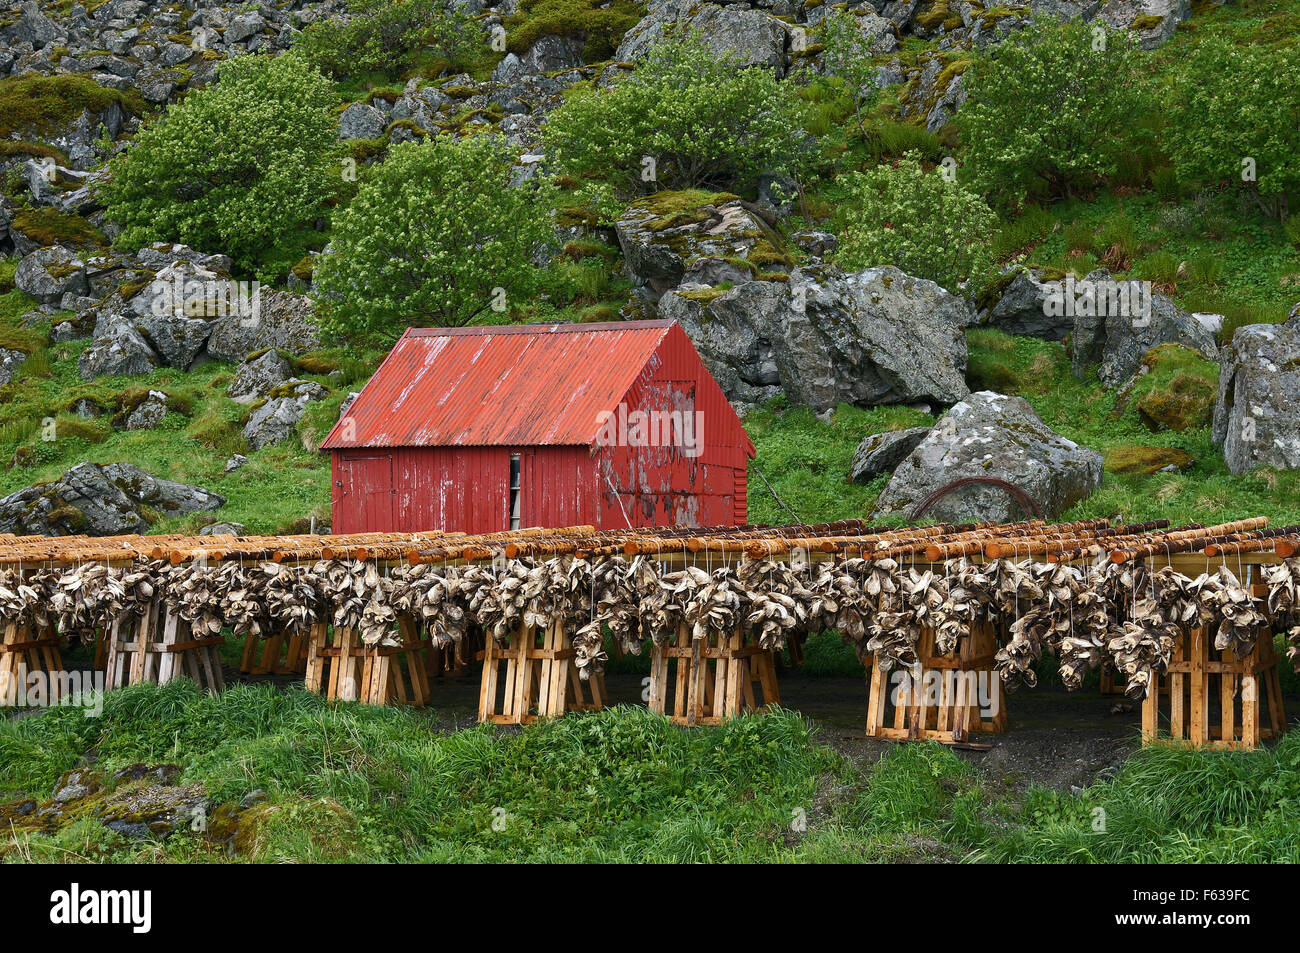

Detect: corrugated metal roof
321,320,682,449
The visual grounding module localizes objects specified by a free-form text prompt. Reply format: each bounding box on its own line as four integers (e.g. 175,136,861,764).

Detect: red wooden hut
320,319,755,534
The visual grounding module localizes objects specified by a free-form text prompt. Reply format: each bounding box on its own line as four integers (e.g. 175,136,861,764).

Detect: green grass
6,682,1299,863
745,402,935,525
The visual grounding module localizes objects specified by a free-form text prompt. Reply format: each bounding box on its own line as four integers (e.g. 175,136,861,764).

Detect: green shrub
1164,37,1300,219
542,32,811,210
314,135,556,338
297,0,479,79
1151,165,1181,203
957,20,1146,205
1284,215,1300,250
836,153,998,295
103,54,341,279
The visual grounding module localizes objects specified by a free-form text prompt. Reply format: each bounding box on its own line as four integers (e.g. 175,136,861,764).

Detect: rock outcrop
874,391,1105,522
1213,322,1300,475
662,265,973,412
0,462,224,536
850,427,932,484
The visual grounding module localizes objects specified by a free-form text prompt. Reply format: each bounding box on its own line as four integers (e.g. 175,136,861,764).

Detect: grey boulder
206,290,320,362
983,270,1071,340
14,246,88,304
122,390,168,431
227,349,294,403
338,102,387,140
850,427,932,484
1070,269,1218,385
242,380,326,450
661,265,972,411
0,462,223,536
873,391,1104,522
1213,322,1300,475
615,197,769,296
0,348,27,387
616,0,788,76
78,315,160,380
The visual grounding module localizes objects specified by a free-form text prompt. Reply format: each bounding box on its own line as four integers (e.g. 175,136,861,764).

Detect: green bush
836,153,998,295
542,32,811,212
314,135,556,338
297,0,479,79
103,54,341,279
957,20,1146,205
1164,37,1300,220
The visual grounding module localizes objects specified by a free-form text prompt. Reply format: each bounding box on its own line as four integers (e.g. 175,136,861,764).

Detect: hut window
509,453,521,530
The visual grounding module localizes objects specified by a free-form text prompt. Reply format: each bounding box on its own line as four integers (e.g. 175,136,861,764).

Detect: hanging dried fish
263,561,322,635
1193,565,1268,658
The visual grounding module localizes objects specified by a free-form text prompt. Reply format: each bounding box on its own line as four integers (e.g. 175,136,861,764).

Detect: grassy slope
4,683,1300,863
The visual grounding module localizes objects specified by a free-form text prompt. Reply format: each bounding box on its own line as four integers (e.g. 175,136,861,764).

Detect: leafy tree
542,32,811,214
956,20,1145,205
297,0,480,79
1164,37,1300,220
103,54,340,278
837,153,998,295
313,135,557,338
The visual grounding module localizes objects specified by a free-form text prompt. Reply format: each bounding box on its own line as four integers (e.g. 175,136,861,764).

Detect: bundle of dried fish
1193,565,1267,658
521,557,592,633
1056,570,1115,690
50,563,129,637
993,563,1090,691
814,557,898,649
641,564,706,645
389,563,471,649
168,563,225,637
995,608,1048,691
576,555,655,661
313,559,384,635
0,569,41,628
464,560,529,644
735,557,821,650
1263,560,1300,669
866,608,923,678
1107,621,1172,701
117,560,162,618
683,566,743,642
20,567,61,632
573,555,659,679
1104,566,1195,700
219,561,273,640
931,560,980,656
263,562,322,635
359,595,399,647
990,559,1044,620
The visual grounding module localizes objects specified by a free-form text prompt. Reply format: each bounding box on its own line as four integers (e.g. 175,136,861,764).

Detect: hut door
340,454,394,531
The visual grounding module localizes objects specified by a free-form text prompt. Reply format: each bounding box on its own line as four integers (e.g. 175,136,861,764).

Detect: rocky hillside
0,0,1297,534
